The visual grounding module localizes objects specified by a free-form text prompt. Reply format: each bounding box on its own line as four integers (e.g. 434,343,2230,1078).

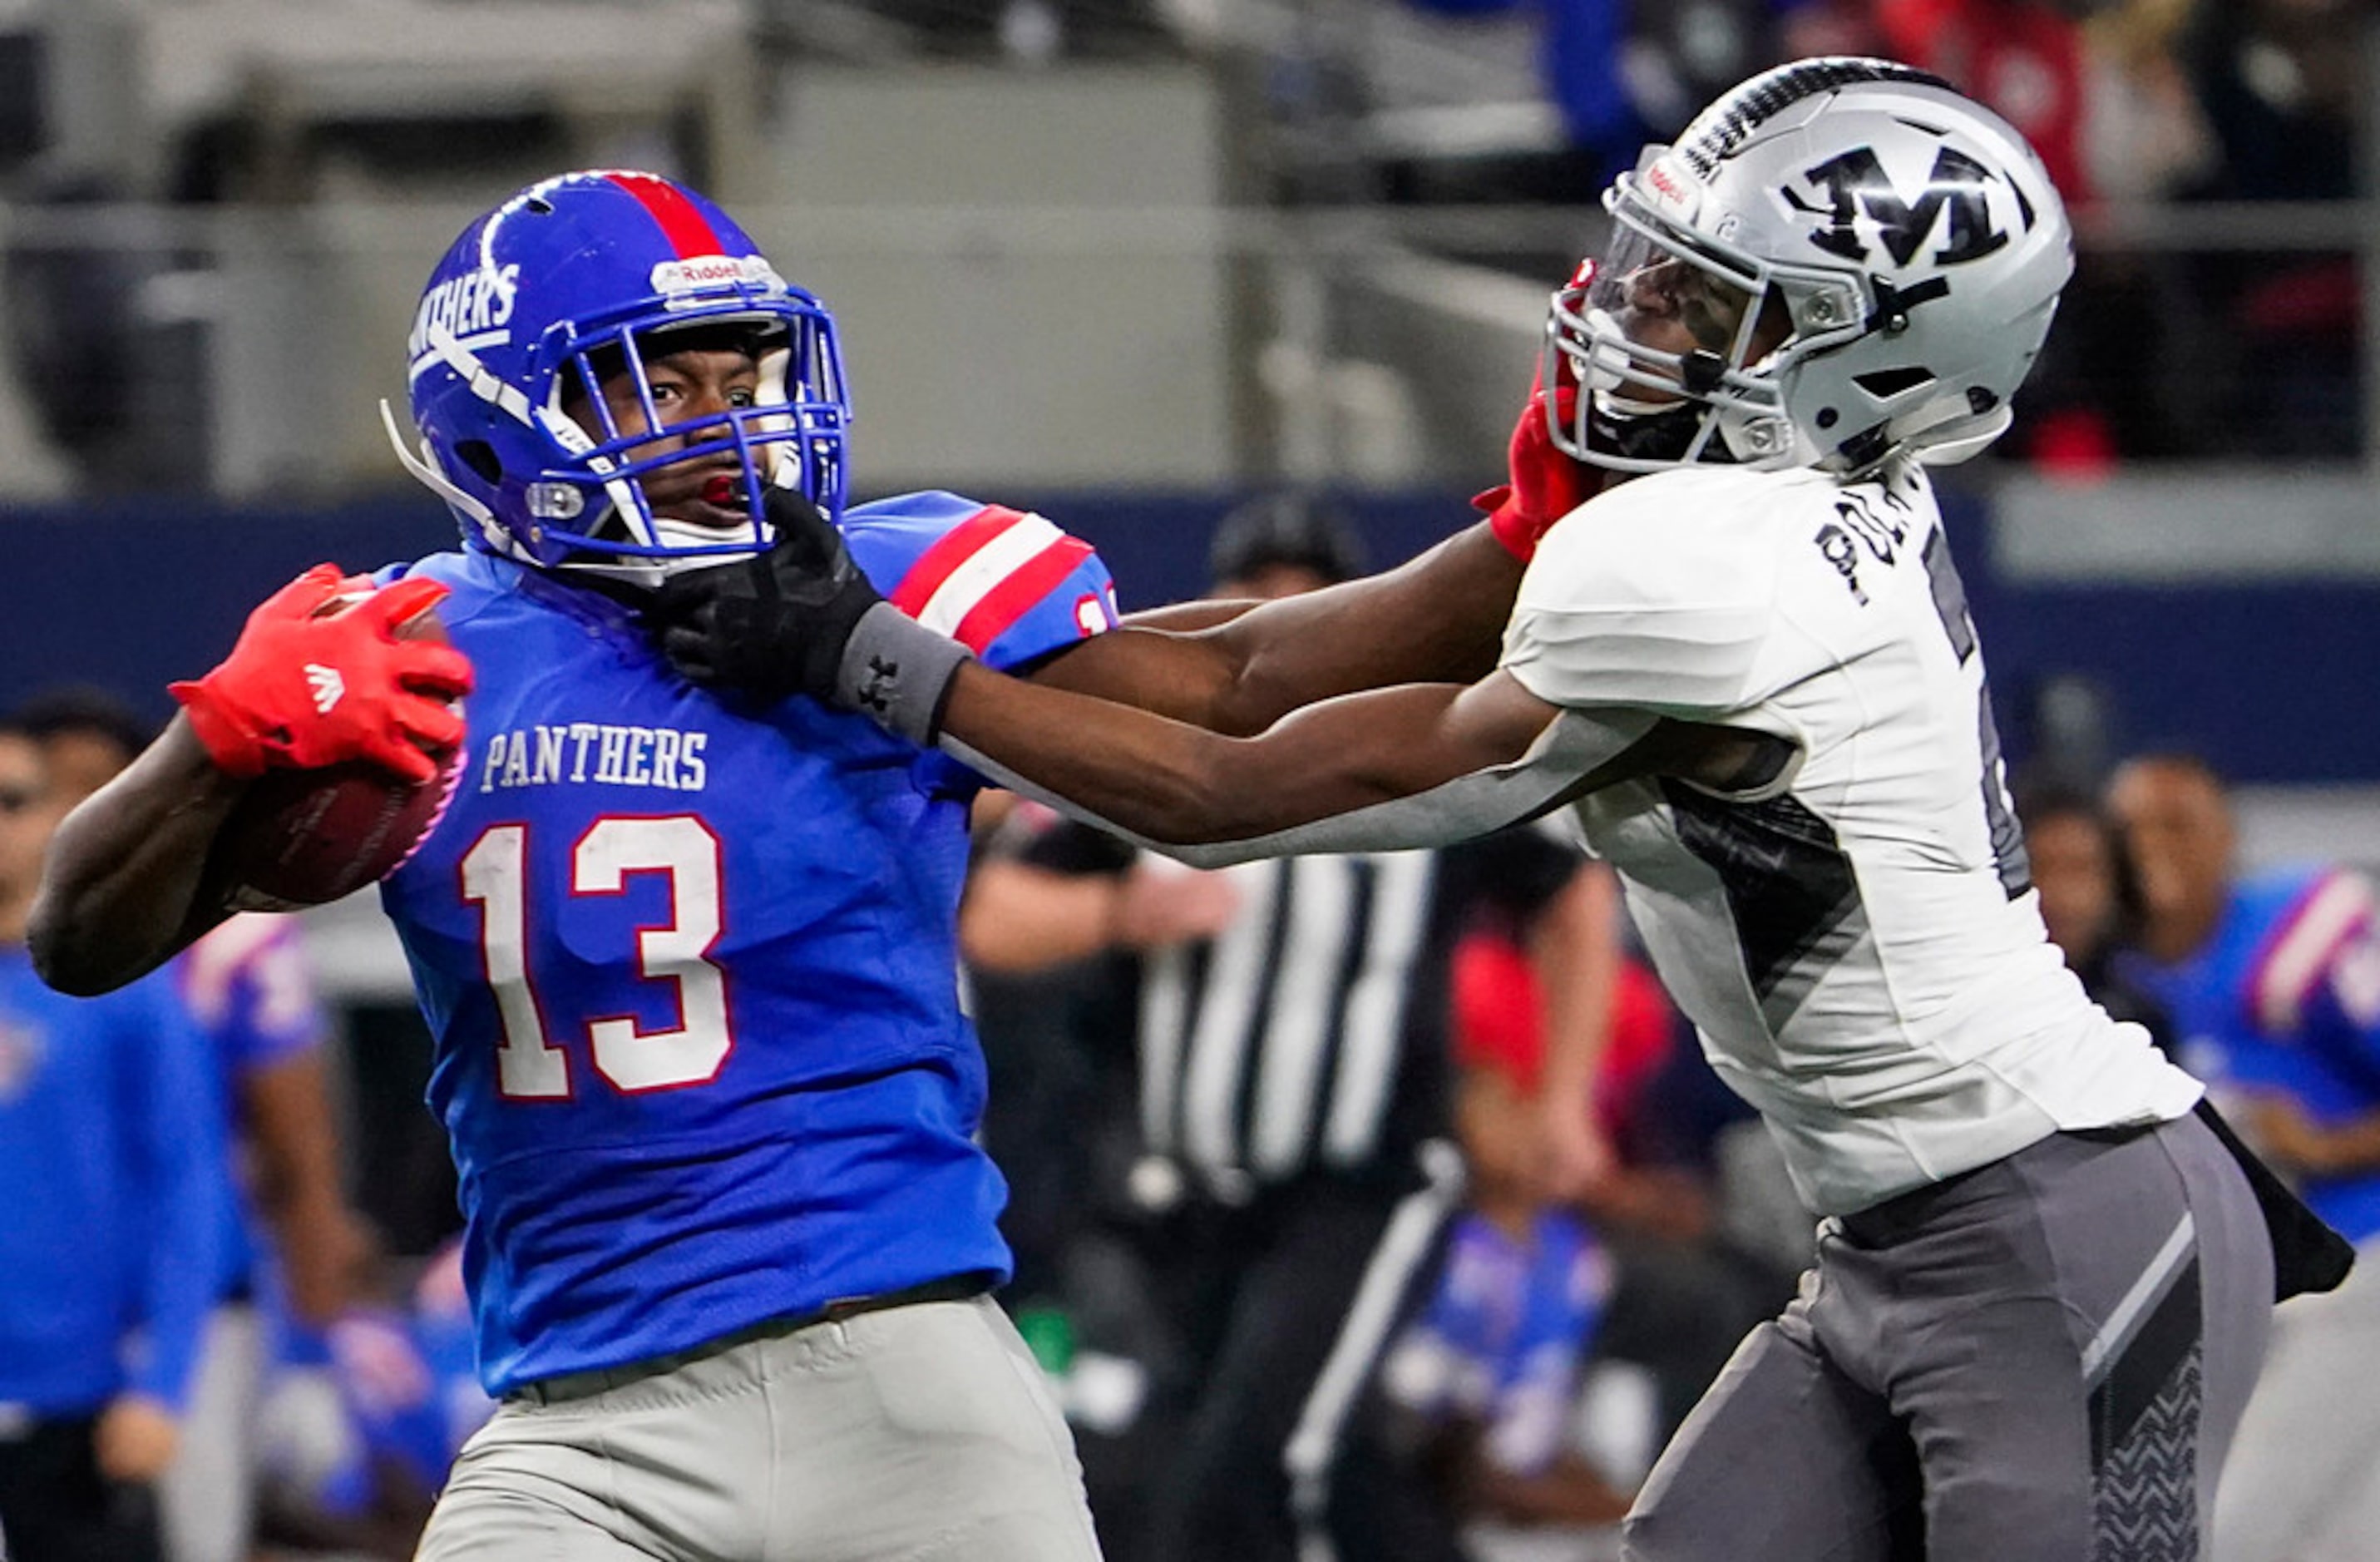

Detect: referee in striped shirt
962,495,1614,1562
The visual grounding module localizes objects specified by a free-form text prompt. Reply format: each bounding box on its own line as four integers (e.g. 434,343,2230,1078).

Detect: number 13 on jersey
461,815,735,1098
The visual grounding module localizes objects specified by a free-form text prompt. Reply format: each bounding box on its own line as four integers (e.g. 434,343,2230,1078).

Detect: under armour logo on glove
855,655,900,715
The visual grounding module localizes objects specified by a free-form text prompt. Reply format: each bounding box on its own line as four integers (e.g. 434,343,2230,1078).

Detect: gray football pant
416,1297,1104,1561
1622,1114,2273,1562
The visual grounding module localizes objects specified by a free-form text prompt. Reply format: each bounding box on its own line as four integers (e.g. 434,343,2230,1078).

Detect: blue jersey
2119,866,2380,1239
0,950,227,1414
378,492,1117,1394
174,914,332,1299
1380,1210,1610,1477
314,1300,491,1511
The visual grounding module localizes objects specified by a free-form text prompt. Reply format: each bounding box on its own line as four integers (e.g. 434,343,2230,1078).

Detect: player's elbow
27,896,117,996
1132,739,1329,848
26,872,158,997
1131,783,1242,848
1208,653,1323,739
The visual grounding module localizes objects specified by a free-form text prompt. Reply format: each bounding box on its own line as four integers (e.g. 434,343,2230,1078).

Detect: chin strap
1587,392,1733,466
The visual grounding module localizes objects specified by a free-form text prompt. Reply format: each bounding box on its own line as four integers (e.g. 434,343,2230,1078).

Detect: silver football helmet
1547,57,2074,474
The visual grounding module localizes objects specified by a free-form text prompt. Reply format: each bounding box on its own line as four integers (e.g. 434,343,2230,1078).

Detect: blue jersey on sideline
174,914,333,1301
2120,865,2380,1240
313,1295,491,1513
0,950,228,1414
1381,1209,1610,1477
378,492,1117,1394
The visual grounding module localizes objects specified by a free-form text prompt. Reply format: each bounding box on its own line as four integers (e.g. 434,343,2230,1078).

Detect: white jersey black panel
1504,461,2202,1216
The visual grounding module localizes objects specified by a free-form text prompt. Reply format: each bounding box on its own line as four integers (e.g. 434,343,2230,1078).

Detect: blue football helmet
385,170,851,586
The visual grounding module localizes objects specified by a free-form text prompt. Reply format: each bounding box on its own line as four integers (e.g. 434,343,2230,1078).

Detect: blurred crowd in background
0,0,2370,496
2,1,2379,1560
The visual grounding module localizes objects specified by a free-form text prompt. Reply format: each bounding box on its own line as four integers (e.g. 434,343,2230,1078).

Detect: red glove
1473,374,1601,564
170,566,475,785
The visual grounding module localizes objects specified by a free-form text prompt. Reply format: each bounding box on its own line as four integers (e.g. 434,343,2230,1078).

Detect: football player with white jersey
647,62,2354,1560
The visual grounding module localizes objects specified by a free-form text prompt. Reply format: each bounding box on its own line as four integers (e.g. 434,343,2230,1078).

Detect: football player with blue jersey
28,161,1597,1558
18,690,376,1562
0,723,230,1562
32,170,1129,1560
647,64,2363,1561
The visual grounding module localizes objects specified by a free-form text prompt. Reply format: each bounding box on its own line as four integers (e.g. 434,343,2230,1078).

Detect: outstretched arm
647,506,1801,863
651,475,1817,865
934,665,1662,867
1026,521,1530,734
1030,382,1593,732
647,395,1597,756
943,665,1546,843
651,378,1593,739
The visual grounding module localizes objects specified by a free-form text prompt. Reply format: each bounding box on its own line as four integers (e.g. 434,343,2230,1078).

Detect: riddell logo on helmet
1642,156,1698,216
407,263,521,361
650,255,784,295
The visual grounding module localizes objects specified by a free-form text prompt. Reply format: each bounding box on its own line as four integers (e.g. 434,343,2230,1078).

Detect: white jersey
1504,461,2201,1217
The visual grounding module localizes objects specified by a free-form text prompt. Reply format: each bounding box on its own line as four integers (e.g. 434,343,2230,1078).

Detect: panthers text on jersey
377,492,1118,1394
1503,461,2204,1217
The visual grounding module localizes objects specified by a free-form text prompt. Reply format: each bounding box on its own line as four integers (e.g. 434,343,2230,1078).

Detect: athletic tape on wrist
837,601,973,744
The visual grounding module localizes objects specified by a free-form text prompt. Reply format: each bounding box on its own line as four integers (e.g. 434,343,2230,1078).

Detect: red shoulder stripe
888,506,1027,618
953,536,1098,654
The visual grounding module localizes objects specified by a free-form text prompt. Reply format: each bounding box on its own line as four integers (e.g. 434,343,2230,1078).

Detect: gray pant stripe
2083,1210,2195,1386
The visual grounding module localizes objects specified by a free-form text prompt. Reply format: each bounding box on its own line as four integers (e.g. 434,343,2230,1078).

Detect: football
210,592,466,912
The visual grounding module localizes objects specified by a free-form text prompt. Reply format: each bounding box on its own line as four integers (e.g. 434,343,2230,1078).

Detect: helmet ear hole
1853,367,1935,399
455,440,503,483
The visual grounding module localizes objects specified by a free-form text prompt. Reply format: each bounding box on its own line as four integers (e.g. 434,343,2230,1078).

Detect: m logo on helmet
1786,145,2014,268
